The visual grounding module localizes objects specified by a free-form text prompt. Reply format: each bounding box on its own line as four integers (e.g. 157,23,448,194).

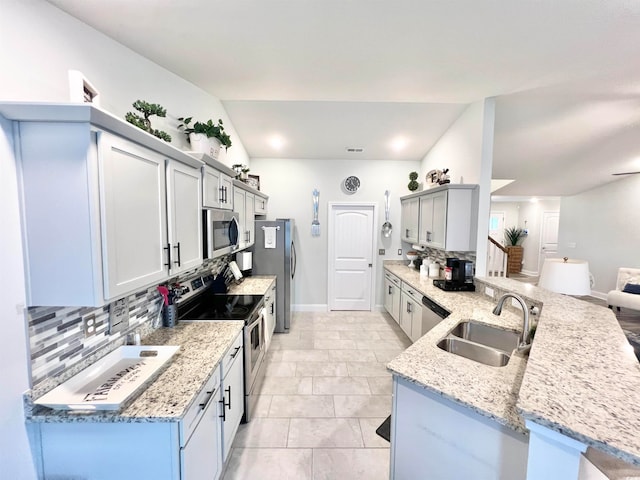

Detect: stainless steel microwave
203,209,239,259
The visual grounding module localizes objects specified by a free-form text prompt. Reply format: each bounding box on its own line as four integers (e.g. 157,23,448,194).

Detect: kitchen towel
264,226,277,248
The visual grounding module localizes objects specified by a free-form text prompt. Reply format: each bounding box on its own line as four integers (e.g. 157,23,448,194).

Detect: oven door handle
247,307,265,331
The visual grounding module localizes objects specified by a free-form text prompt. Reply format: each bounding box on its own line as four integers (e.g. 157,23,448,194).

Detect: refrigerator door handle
291,240,297,279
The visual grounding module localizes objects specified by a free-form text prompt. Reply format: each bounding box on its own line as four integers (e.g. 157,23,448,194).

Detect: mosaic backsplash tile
27,256,230,394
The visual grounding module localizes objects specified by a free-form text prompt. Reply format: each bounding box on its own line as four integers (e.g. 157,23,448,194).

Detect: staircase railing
487,236,508,278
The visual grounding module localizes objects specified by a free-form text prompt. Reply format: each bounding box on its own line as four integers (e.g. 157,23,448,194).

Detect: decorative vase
506,245,524,274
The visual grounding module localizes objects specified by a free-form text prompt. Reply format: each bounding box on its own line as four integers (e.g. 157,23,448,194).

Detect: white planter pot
188,133,209,154
209,137,222,160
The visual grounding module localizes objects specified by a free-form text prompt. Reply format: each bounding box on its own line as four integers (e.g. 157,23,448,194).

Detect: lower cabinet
384,272,401,324
399,283,423,343
37,331,245,480
264,281,277,349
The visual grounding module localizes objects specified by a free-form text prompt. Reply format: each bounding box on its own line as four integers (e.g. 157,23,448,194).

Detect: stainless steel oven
175,278,266,423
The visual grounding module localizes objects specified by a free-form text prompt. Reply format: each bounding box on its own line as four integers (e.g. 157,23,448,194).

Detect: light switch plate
108,297,130,335
379,249,385,255
485,287,494,298
398,249,402,255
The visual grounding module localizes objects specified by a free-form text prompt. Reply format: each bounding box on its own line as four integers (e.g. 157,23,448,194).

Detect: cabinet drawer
221,331,244,377
385,271,401,288
402,282,421,302
181,368,221,447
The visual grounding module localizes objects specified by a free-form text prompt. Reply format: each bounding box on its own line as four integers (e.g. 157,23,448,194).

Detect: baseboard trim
520,269,539,277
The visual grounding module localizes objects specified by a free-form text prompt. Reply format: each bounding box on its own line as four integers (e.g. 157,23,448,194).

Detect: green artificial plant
504,226,527,246
125,100,172,142
177,117,232,150
408,171,419,191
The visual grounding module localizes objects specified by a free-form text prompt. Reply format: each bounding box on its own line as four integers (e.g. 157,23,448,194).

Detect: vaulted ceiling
47,0,640,195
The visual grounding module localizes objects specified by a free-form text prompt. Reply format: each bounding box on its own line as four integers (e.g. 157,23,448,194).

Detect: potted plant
177,117,232,159
125,100,172,142
232,164,250,180
504,226,526,274
408,171,419,191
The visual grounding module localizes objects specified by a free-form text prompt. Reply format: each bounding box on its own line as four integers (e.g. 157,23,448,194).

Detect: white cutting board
34,345,180,411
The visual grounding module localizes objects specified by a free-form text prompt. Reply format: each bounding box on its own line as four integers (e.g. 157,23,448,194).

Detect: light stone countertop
385,261,640,466
384,262,528,433
227,275,276,295
28,321,243,423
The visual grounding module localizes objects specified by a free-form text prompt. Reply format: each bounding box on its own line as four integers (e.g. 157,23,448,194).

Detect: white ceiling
47,0,640,195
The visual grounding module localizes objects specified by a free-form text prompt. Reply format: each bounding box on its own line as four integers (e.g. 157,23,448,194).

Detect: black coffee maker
435,257,475,291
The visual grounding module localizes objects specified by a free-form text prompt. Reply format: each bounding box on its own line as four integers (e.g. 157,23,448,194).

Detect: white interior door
328,204,376,311
539,211,560,273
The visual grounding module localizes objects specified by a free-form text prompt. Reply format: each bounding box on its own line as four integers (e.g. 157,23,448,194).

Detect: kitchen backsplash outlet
27,255,231,395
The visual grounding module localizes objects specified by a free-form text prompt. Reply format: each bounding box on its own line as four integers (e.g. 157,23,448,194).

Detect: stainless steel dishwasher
421,295,450,334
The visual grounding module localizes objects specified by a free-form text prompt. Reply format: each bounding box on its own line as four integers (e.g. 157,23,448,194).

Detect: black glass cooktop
177,293,263,321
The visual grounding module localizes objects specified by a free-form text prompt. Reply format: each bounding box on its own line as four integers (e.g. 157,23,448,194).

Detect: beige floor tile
259,376,312,395
327,349,377,362
300,330,341,340
233,418,290,447
339,330,382,340
367,376,393,395
268,395,335,417
281,349,330,362
347,361,390,377
313,376,371,395
270,336,314,351
333,395,392,418
295,361,349,377
223,448,312,480
313,338,357,350
263,362,297,377
359,417,392,447
287,418,364,448
252,395,273,417
266,349,284,362
355,339,410,350
312,448,390,480
373,349,404,362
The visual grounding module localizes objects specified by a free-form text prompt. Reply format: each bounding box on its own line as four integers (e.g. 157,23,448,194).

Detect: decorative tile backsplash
27,256,230,393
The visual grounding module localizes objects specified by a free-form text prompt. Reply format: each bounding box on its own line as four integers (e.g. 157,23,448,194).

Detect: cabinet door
391,283,401,324
254,195,268,215
202,166,222,209
409,296,423,342
100,132,169,300
429,191,448,249
233,189,246,248
401,197,420,243
384,278,394,315
181,389,222,480
220,174,233,210
221,353,245,463
245,192,255,246
167,161,203,275
399,291,414,338
265,283,277,348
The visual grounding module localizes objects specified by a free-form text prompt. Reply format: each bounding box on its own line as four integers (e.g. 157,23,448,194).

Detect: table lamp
538,257,592,295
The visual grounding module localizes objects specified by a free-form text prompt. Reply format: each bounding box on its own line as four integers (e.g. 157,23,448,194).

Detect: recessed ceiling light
390,136,408,152
268,135,285,150
346,147,364,153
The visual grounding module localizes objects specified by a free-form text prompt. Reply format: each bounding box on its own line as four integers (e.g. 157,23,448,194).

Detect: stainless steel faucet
492,293,531,353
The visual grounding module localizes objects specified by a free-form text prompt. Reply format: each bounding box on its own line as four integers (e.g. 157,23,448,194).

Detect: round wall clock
343,175,360,194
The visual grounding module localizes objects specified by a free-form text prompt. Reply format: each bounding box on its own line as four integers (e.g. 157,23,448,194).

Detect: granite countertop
385,261,640,466
28,321,243,423
227,275,276,295
384,262,528,433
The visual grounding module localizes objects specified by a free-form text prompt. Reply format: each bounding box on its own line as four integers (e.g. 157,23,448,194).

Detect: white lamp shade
538,258,591,295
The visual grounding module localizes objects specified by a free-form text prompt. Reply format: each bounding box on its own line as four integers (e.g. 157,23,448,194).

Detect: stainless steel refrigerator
252,219,296,333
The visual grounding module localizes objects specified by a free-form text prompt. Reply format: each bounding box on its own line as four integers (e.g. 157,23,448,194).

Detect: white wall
420,99,496,274
251,158,420,309
558,175,640,297
0,1,250,477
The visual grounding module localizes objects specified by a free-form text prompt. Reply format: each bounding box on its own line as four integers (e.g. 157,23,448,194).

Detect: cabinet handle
219,186,225,204
230,346,241,359
219,398,226,421
199,390,214,410
405,228,409,238
388,286,392,295
426,231,431,242
163,243,171,268
224,186,228,203
173,242,181,267
226,385,231,410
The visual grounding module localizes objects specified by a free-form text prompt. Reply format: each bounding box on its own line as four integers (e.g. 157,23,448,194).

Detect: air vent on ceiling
346,147,364,153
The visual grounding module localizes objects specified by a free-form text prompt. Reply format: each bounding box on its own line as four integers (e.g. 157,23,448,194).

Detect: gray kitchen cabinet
402,184,478,252
234,183,256,249
203,165,233,210
4,103,205,307
264,281,277,349
220,331,244,463
384,271,401,324
401,196,420,244
400,283,422,342
254,193,268,215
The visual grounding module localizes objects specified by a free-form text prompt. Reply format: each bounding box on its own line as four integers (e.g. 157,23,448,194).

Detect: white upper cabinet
401,185,478,252
202,165,233,210
233,183,256,249
5,103,205,306
100,132,170,300
167,160,203,275
254,194,268,215
401,197,420,244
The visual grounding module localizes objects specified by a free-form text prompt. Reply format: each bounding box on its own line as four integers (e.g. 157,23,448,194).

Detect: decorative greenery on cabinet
124,100,172,142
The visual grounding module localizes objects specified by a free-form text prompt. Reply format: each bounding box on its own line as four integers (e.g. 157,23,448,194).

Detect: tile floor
221,311,411,480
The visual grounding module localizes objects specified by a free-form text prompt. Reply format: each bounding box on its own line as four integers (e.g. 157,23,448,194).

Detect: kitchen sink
450,320,520,353
437,337,510,367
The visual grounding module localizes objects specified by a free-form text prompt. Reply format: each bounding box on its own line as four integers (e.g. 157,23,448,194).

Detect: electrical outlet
378,249,385,255
511,298,524,310
83,314,96,338
398,249,402,256
485,287,494,298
